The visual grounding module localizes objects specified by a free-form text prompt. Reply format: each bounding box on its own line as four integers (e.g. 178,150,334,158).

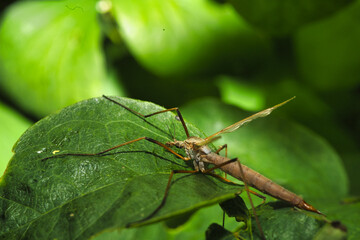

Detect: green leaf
206,223,237,240
324,202,360,240
239,204,325,240
295,0,360,91
0,0,124,117
181,98,348,206
0,96,242,239
92,222,170,240
220,195,249,223
112,0,270,76
0,102,32,176
227,0,354,35
93,204,240,240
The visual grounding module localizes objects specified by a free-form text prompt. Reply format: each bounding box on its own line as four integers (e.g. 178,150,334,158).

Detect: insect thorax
183,137,212,172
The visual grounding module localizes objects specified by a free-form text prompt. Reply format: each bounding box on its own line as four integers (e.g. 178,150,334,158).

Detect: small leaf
206,223,236,240
220,195,249,223
0,96,242,239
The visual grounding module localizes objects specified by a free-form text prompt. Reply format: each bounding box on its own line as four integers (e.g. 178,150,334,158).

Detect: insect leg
215,144,228,155
103,95,190,138
236,158,266,240
126,168,199,227
203,156,266,239
41,137,190,162
215,144,228,179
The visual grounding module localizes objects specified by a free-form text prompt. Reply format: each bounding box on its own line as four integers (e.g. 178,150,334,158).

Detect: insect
41,95,322,239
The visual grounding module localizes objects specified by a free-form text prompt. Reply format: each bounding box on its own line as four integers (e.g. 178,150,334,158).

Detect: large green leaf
227,0,354,35
0,96,242,239
181,98,348,207
0,0,124,117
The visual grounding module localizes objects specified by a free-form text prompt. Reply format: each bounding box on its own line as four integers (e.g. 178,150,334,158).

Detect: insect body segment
167,136,211,172
167,135,322,215
204,153,322,215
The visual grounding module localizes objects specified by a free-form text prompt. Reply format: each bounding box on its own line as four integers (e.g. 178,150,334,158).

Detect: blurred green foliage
0,0,359,239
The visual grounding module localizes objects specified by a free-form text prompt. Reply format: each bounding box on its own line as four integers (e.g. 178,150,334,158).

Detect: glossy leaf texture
112,0,270,76
0,96,243,240
181,98,348,206
227,0,354,35
0,0,123,117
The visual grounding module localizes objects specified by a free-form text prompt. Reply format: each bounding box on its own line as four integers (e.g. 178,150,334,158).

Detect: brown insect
42,95,322,239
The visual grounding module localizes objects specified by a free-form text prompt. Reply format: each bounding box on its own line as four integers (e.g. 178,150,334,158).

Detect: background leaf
0,0,124,117
112,0,270,76
227,0,354,35
295,0,360,91
324,201,360,240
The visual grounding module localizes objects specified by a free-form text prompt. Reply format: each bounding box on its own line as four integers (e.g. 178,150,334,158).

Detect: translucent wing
200,97,295,144
196,136,222,146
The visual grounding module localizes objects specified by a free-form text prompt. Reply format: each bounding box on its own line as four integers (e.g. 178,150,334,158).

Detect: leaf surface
0,96,242,239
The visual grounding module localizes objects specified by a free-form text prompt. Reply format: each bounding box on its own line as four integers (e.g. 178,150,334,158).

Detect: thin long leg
127,158,242,227
215,144,228,155
203,160,266,203
215,144,228,227
41,137,190,162
247,189,266,204
203,156,266,229
237,159,266,240
204,155,266,239
126,169,199,227
103,95,190,138
215,144,228,179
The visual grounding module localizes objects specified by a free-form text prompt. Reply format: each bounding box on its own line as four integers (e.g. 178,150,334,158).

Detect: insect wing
196,136,222,146
203,97,295,142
